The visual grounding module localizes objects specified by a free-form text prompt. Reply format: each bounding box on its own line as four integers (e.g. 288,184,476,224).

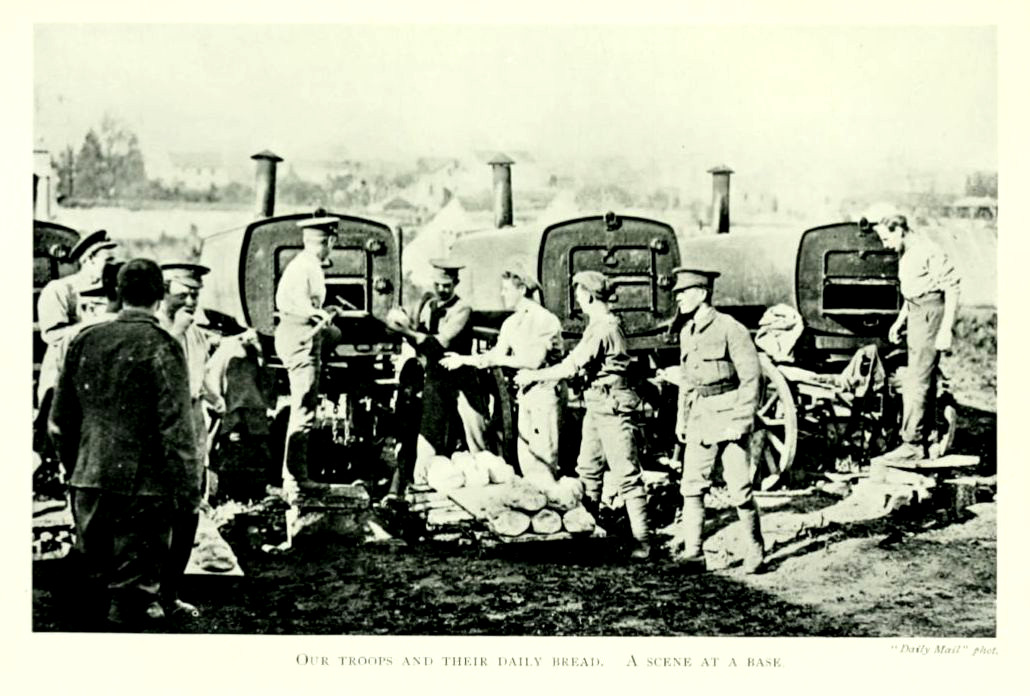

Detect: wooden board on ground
870,453,980,471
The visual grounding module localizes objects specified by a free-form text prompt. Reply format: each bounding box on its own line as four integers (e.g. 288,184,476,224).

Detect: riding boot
736,502,765,574
623,494,652,561
677,496,706,571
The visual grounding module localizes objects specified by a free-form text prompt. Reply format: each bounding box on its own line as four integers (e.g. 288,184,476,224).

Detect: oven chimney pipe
708,165,733,234
489,153,515,228
252,150,283,218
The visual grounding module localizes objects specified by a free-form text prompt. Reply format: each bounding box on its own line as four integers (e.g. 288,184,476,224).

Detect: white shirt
275,250,326,319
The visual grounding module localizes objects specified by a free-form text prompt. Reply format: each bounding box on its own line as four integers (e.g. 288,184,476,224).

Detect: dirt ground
32,493,996,637
31,312,997,637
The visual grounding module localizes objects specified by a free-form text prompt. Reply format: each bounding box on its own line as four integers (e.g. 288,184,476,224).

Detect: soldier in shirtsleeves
35,230,120,454
656,268,763,573
274,215,345,494
441,259,564,490
514,270,652,560
871,209,961,461
388,259,490,475
37,229,120,347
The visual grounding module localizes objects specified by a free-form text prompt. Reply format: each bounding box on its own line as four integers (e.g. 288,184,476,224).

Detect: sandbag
562,506,596,534
530,509,563,535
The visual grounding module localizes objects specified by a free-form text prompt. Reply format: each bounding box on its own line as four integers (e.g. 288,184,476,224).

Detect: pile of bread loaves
421,451,597,538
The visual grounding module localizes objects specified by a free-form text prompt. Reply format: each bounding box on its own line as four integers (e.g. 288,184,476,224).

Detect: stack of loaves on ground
415,451,597,537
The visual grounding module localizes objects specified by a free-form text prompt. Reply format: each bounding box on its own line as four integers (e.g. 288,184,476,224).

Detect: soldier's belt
689,380,739,398
584,377,628,396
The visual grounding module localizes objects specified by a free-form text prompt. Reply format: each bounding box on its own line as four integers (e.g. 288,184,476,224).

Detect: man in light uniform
274,215,345,494
871,210,961,461
157,261,219,618
36,230,120,446
657,268,763,573
441,260,563,488
515,271,652,560
37,229,119,348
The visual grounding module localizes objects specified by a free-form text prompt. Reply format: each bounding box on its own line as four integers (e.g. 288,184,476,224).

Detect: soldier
656,268,763,573
388,259,491,475
35,230,120,451
37,229,119,347
157,261,220,618
871,210,961,461
514,270,651,560
49,259,202,628
440,259,564,489
274,215,345,494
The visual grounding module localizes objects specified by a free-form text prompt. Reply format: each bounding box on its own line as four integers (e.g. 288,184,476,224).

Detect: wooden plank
870,453,980,471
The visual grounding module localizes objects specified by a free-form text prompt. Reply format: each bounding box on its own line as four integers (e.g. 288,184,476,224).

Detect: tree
71,115,148,200
52,146,75,201
965,171,997,198
74,129,106,199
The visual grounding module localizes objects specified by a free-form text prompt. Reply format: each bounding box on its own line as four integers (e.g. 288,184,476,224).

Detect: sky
33,24,996,193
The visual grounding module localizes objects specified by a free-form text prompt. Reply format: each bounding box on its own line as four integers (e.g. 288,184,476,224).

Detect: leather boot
623,494,652,561
677,496,706,571
737,502,765,574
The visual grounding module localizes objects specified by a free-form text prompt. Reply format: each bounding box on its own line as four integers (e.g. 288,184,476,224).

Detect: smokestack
252,150,284,218
708,165,733,234
33,148,51,219
489,153,515,228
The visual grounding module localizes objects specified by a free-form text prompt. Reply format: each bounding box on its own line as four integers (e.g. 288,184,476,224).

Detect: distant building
944,196,997,220
149,151,233,191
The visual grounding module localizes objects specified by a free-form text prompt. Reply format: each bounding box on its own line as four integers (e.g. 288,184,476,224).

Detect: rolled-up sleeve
38,280,77,345
926,245,961,293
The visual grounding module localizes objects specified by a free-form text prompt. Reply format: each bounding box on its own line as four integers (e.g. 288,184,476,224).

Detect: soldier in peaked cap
274,213,346,495
384,257,491,503
37,229,120,347
514,270,653,560
155,261,218,620
35,230,121,468
441,257,564,490
656,267,764,573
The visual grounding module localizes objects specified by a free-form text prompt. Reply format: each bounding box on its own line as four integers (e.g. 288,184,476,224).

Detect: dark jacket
49,308,202,506
676,305,761,445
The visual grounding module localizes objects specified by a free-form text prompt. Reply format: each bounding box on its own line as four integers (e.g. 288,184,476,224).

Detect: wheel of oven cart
748,353,799,491
489,367,519,471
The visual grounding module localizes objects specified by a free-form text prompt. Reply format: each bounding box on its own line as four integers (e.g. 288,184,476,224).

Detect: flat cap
161,262,211,289
297,215,341,236
429,258,465,272
671,267,720,293
863,202,908,230
69,229,117,263
502,257,539,291
573,270,615,301
196,308,247,336
429,258,464,282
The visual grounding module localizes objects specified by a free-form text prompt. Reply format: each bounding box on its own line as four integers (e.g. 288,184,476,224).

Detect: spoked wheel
748,353,799,491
